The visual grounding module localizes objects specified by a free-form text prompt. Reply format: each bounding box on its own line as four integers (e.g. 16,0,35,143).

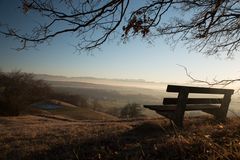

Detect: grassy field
31,100,118,121
48,105,118,120
1,115,240,160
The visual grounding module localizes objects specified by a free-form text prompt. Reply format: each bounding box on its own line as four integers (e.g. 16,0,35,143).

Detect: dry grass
1,115,240,160
31,99,118,121
0,115,130,160
48,106,118,121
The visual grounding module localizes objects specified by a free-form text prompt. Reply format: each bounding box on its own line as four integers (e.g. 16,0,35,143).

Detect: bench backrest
163,85,234,105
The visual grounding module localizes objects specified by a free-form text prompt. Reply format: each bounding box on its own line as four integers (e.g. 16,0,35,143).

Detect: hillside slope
32,99,118,120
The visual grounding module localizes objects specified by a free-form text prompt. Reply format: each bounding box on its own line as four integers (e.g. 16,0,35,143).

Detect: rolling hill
31,99,118,121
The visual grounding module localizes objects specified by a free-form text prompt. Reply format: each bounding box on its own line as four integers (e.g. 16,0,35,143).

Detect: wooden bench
144,85,234,128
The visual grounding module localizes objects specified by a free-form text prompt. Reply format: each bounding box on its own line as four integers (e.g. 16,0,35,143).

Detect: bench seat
144,104,220,111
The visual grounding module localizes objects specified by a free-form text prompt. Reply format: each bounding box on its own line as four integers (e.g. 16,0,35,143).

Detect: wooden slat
202,108,220,116
167,85,234,94
163,98,222,105
144,104,219,111
186,104,219,110
144,105,175,111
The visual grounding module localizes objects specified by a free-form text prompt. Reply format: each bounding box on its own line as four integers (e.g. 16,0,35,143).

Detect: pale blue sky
1,0,240,83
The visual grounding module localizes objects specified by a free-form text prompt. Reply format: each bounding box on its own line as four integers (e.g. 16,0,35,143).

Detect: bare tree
1,0,240,57
178,64,240,90
120,103,142,118
0,71,52,116
1,0,130,51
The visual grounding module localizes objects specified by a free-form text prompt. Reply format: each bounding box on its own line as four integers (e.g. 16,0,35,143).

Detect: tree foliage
0,0,240,57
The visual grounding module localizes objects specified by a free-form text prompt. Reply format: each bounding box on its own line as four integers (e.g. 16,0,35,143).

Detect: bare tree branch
0,0,240,56
177,64,240,88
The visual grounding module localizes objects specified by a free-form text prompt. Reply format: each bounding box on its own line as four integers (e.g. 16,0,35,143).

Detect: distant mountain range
34,74,147,83
33,74,169,90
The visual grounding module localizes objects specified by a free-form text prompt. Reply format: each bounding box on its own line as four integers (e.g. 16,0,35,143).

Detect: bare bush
120,103,142,118
50,92,88,107
0,71,51,116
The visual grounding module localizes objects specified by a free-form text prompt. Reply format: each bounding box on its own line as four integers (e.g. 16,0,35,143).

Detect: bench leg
216,93,232,122
173,112,184,128
173,88,189,128
173,117,184,128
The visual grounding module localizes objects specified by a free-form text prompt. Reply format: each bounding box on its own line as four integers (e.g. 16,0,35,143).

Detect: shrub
120,103,142,118
0,71,51,116
51,92,88,107
91,99,103,111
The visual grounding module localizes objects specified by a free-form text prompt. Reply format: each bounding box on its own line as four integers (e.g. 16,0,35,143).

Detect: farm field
47,80,240,117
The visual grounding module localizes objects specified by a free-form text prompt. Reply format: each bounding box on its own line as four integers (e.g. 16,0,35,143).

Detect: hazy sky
1,0,240,83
